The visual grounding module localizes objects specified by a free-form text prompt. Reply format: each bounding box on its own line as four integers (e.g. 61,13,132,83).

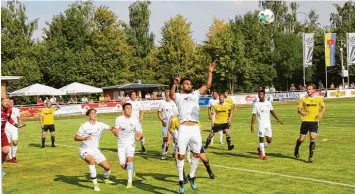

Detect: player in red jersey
1,97,17,177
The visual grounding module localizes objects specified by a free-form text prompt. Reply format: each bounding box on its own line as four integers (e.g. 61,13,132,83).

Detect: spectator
270,85,276,93
37,97,44,105
338,84,343,90
81,96,88,103
298,84,303,91
351,82,355,89
89,99,94,104
290,84,296,91
50,96,57,104
318,80,325,90
99,94,105,103
58,96,64,105
265,86,270,93
44,97,50,104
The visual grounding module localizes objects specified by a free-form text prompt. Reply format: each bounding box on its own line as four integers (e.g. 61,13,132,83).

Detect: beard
182,88,193,93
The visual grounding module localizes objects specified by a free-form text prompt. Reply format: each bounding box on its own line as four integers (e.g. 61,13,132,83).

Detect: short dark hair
212,90,218,94
86,108,97,116
122,103,132,110
258,89,265,94
130,91,136,96
180,78,192,85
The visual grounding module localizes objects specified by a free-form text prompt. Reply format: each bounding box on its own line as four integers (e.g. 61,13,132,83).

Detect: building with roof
102,81,169,100
1,76,22,98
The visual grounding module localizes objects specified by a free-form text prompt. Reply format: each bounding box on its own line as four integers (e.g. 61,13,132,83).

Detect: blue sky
16,1,345,44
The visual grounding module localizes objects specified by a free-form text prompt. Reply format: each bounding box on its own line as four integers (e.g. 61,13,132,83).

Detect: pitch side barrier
15,89,355,119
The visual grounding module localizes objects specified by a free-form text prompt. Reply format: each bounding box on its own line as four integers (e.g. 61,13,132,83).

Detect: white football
258,9,275,24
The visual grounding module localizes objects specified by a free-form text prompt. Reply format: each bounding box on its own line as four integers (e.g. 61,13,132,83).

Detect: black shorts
189,147,205,154
43,124,55,132
300,122,318,135
211,123,229,133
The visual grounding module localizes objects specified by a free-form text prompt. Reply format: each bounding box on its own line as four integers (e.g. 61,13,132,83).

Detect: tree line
2,0,355,99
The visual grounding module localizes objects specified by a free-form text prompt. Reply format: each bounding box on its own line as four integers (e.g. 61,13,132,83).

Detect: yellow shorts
169,117,180,133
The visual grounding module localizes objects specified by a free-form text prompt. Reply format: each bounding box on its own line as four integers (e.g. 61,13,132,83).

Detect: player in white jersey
251,89,283,160
113,103,143,189
158,90,178,160
170,61,216,194
208,90,224,145
74,109,115,192
126,91,146,152
5,99,23,163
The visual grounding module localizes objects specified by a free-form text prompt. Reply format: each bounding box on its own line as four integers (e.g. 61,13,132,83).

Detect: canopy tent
10,83,65,96
60,82,103,94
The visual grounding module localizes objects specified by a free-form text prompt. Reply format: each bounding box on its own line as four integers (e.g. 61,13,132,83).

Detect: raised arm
170,77,180,100
199,62,216,95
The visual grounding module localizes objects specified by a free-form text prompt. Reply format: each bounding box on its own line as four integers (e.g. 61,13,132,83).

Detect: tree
156,14,196,84
1,1,42,95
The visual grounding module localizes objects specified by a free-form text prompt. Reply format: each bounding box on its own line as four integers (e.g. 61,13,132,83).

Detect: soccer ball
258,9,275,24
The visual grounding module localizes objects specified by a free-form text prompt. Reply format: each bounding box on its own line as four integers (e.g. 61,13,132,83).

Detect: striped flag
324,33,336,67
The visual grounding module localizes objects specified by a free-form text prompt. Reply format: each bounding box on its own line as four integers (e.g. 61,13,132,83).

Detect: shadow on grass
246,152,309,163
53,173,122,189
28,143,42,148
132,178,177,194
210,151,258,159
136,172,177,184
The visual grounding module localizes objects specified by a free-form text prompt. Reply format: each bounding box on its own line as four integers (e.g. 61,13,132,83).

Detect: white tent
10,83,65,96
60,82,103,94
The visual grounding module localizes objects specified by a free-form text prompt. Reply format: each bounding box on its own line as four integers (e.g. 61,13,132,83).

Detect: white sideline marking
49,144,355,189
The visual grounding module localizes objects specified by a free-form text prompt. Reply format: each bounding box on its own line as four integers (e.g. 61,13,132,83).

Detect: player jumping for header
170,61,216,194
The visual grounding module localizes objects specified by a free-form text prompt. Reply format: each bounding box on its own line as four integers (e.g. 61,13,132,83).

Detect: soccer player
204,93,234,151
170,61,215,193
113,103,143,188
250,89,283,160
74,108,115,191
169,118,215,181
224,91,237,111
208,90,223,145
158,90,178,160
40,101,60,148
294,84,326,163
5,99,22,163
126,91,146,152
1,97,18,177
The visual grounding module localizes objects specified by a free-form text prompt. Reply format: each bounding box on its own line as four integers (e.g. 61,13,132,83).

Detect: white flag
303,33,314,67
347,33,355,66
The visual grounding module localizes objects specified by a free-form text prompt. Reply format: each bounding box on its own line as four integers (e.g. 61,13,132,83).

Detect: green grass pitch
3,98,355,194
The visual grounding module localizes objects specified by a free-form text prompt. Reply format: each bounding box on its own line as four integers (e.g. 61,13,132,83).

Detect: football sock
42,138,46,146
89,165,97,184
12,145,17,158
189,156,199,178
51,136,55,146
103,170,111,179
127,162,134,184
259,143,265,157
177,159,184,181
309,140,316,158
226,135,232,146
205,136,212,148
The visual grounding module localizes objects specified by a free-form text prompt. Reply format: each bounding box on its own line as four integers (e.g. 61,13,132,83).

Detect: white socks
103,170,111,179
89,165,97,184
127,162,134,183
189,156,199,178
162,142,167,155
259,143,265,157
176,159,184,181
264,142,269,148
12,146,17,158
218,131,224,143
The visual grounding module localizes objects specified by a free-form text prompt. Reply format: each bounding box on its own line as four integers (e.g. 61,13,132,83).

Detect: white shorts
79,148,106,164
117,141,136,165
258,125,272,137
5,126,18,142
177,125,202,155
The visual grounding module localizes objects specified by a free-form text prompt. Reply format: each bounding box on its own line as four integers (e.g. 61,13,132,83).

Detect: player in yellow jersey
294,84,326,162
204,93,234,151
40,101,60,148
169,117,215,180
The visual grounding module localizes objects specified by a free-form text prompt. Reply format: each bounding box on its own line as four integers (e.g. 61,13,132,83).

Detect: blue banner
199,97,211,107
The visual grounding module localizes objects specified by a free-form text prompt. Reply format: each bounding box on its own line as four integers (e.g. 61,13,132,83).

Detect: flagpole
303,33,306,86
325,32,328,91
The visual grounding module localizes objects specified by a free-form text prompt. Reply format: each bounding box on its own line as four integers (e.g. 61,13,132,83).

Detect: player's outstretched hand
173,76,180,85
209,61,216,72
